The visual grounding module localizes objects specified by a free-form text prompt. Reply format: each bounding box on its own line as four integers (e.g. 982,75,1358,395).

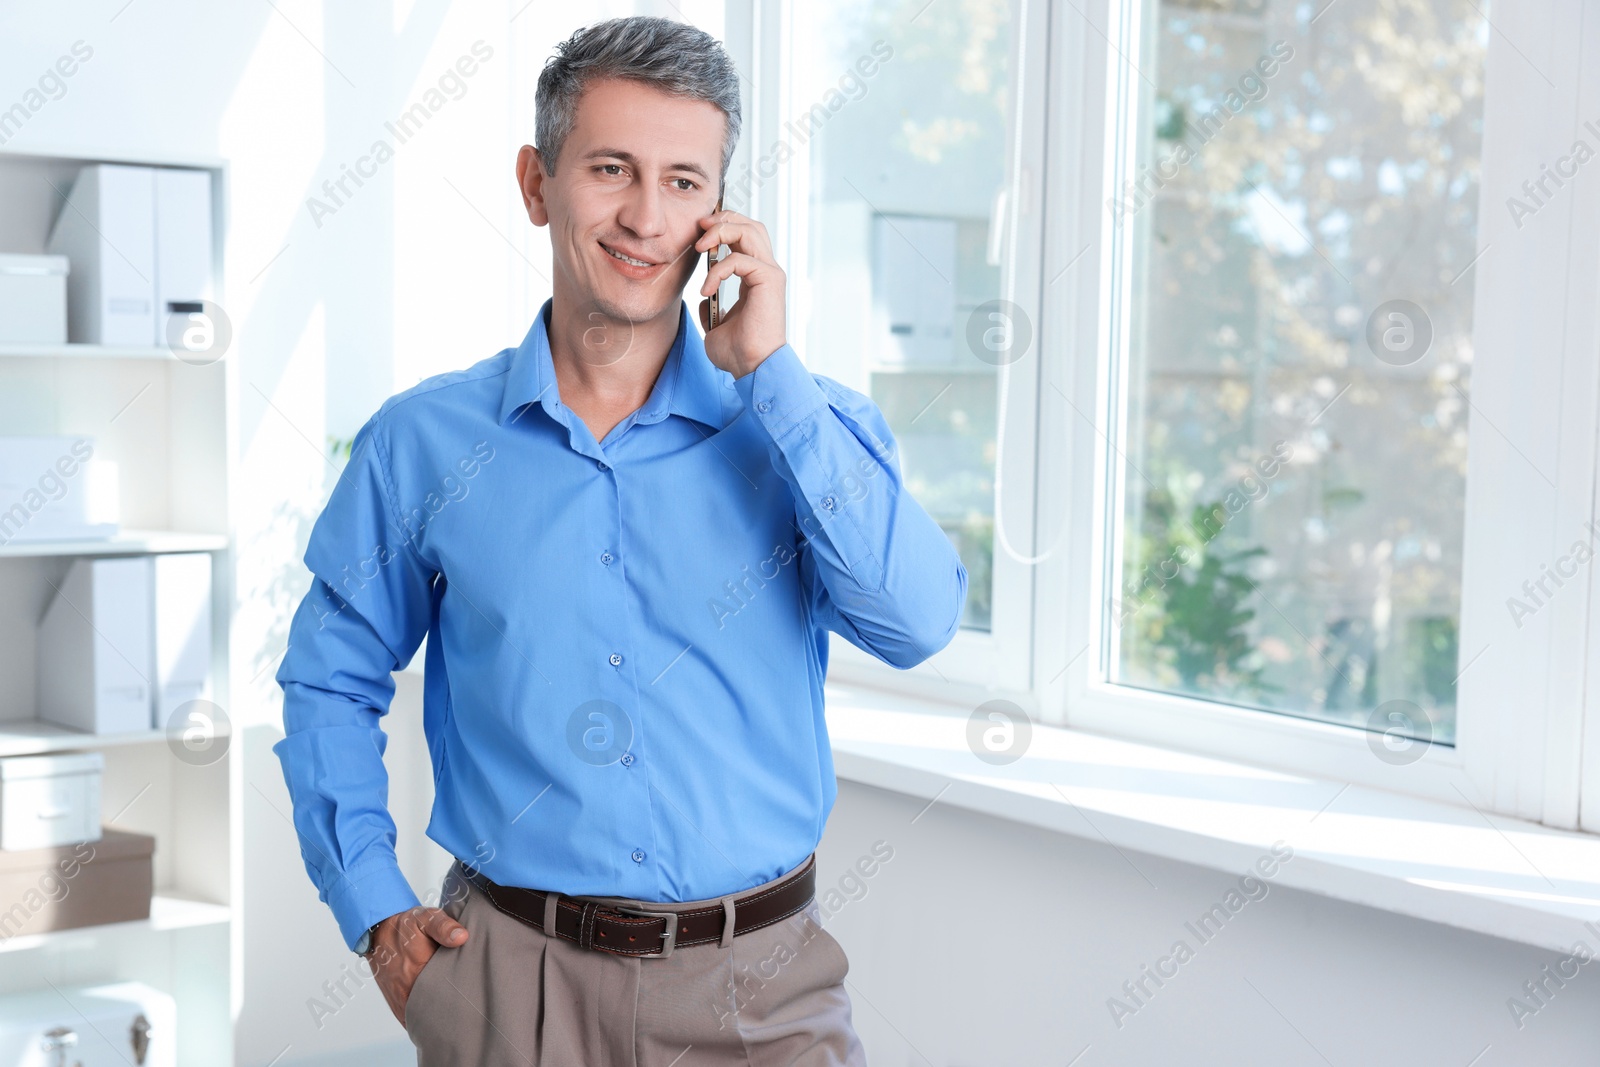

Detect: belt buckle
615,906,677,959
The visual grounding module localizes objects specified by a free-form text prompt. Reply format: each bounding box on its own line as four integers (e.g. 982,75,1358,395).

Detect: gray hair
535,16,742,189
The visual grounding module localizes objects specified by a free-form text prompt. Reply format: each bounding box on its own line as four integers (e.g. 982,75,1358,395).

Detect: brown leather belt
455,854,816,959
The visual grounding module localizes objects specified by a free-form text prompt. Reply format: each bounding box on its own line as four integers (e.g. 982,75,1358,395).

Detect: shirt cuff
323,856,421,951
734,344,830,440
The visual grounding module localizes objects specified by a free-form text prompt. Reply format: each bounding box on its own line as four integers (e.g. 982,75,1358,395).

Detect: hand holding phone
696,197,787,378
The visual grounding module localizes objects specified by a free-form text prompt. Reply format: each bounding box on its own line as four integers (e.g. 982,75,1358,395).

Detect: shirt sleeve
734,344,968,668
272,415,437,949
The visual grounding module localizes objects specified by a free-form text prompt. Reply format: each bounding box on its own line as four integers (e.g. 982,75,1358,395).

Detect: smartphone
707,193,733,329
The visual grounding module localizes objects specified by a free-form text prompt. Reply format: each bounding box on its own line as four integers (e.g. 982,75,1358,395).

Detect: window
761,0,1600,827
785,0,1019,635
1078,0,1600,819
1104,0,1488,744
768,0,1048,689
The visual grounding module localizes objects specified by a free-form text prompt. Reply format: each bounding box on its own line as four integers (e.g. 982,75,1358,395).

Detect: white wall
818,779,1600,1067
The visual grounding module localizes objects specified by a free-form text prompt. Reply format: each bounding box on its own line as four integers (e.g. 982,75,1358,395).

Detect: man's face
525,77,725,326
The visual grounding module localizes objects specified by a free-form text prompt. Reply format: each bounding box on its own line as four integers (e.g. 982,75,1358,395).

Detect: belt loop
543,890,560,936
579,900,600,949
719,895,737,949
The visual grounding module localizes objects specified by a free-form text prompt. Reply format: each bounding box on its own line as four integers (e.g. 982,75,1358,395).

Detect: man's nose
615,179,667,240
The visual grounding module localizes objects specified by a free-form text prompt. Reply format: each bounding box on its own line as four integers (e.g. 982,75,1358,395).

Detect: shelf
869,363,997,375
0,142,227,170
0,342,178,361
0,719,231,757
0,529,227,559
0,894,230,955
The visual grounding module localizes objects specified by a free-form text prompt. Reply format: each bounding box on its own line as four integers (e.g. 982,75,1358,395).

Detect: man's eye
674,179,696,191
599,164,623,176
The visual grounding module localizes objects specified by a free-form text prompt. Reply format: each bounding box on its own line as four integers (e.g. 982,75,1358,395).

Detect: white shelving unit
0,529,228,559
0,145,237,1067
0,719,234,759
0,895,231,956
0,343,180,361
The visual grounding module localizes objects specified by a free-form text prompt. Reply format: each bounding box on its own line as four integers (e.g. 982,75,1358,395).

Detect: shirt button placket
603,455,650,881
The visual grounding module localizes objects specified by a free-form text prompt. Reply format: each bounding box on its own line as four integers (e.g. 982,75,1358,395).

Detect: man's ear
516,145,549,226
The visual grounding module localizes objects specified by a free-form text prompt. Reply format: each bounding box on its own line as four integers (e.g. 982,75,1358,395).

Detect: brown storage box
0,829,153,941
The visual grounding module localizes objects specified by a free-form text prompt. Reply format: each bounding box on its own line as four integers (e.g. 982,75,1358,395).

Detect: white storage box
0,981,174,1067
45,164,155,347
0,752,102,851
0,436,119,545
0,254,69,345
151,553,212,729
37,558,151,735
45,164,213,347
34,554,213,735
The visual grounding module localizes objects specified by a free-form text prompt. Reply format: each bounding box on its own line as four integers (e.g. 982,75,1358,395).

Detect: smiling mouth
600,242,657,268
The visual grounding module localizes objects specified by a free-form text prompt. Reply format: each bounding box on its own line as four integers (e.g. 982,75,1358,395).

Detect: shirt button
609,652,623,667
620,752,635,766
600,551,614,566
756,400,770,413
597,460,609,471
631,849,646,863
821,495,837,511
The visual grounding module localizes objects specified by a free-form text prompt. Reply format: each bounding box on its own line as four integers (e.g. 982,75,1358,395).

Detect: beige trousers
404,857,868,1066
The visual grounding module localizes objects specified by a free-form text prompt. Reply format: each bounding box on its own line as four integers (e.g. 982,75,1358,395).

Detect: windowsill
823,683,1600,955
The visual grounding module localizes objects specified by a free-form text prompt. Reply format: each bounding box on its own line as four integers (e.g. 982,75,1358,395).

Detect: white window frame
749,0,1600,830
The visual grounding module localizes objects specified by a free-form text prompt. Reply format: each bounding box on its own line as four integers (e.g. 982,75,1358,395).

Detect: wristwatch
353,921,382,958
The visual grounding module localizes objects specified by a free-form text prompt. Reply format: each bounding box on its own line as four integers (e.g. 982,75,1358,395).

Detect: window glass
789,0,1019,632
1109,0,1489,745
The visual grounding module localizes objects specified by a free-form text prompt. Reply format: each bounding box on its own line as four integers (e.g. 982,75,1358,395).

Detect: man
275,15,966,1065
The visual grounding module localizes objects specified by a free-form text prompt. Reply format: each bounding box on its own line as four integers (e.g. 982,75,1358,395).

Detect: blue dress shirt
274,297,967,949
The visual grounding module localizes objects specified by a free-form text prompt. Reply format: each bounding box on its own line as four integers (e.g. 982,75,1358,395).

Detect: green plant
1125,494,1274,699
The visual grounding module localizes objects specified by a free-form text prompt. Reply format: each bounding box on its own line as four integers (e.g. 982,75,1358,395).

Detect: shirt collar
498,297,731,432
